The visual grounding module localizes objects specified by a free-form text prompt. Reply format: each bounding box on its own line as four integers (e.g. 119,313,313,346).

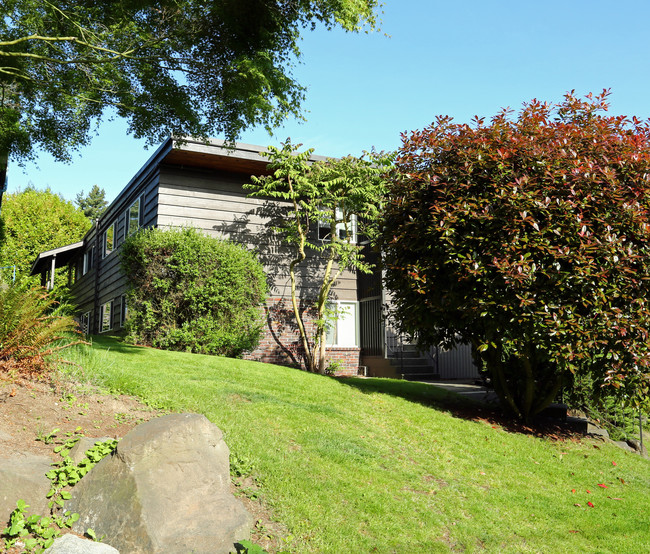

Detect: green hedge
121,227,267,357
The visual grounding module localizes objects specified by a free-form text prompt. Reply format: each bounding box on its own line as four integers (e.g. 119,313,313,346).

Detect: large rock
68,413,252,553
0,454,52,524
44,533,120,554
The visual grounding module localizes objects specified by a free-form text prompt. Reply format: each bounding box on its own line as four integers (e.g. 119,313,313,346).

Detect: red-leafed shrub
380,91,650,420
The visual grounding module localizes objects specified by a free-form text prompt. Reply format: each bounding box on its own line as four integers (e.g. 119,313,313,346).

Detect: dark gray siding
69,167,161,333
156,166,357,301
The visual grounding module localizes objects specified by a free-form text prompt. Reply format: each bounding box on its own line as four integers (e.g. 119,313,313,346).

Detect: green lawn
67,336,650,553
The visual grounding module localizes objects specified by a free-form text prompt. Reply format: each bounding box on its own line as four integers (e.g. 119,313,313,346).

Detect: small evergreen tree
75,185,108,220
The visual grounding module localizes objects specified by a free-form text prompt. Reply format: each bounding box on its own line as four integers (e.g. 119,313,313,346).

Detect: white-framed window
82,245,95,275
120,295,128,327
318,208,357,243
325,301,359,347
100,301,113,333
80,311,92,335
103,223,115,258
126,196,142,237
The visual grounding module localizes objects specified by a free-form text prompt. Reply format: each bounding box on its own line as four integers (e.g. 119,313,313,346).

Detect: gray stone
0,454,52,524
613,440,634,453
44,533,120,554
68,413,252,554
68,437,113,465
587,424,609,439
626,439,648,458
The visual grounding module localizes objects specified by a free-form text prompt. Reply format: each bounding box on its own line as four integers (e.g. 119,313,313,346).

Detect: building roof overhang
30,241,84,276
163,138,330,175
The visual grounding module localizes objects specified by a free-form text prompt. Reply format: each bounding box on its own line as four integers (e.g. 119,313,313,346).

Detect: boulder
0,455,52,524
68,413,252,553
44,533,120,554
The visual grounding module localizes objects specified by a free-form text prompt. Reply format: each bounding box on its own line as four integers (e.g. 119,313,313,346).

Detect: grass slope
72,337,650,553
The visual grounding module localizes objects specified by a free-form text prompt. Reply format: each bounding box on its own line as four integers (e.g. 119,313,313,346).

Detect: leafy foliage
0,431,115,553
0,285,82,377
0,499,77,553
75,185,108,220
121,227,267,357
246,141,391,373
380,91,650,420
0,187,90,285
47,435,119,510
0,0,381,175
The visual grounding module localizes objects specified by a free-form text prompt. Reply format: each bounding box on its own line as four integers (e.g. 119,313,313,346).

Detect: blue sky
9,0,650,203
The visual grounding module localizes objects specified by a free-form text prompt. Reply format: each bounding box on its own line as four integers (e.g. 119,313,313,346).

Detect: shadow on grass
337,376,485,413
336,376,580,440
89,335,150,355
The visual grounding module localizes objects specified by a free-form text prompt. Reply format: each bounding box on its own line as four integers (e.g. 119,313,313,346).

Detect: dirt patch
0,374,287,552
0,376,159,460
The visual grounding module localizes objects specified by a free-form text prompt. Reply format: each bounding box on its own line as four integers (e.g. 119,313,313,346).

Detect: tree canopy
380,91,650,420
0,187,90,283
0,0,381,204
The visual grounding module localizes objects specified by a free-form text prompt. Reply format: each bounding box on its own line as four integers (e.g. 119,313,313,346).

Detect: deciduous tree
380,91,650,420
0,187,90,283
0,0,381,207
246,141,391,373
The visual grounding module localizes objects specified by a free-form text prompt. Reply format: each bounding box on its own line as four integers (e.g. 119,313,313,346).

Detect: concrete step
401,372,441,381
388,350,424,359
394,364,435,373
389,357,432,367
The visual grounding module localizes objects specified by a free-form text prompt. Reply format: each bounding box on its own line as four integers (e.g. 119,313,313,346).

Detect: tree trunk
289,255,314,372
0,148,8,212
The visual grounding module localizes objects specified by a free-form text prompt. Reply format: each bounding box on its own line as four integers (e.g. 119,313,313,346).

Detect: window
120,295,128,327
103,223,115,258
80,311,92,335
318,208,357,243
100,301,113,332
82,245,95,275
126,197,142,237
325,301,359,347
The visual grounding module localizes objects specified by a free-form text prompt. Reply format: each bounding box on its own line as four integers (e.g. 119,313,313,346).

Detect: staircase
388,344,440,381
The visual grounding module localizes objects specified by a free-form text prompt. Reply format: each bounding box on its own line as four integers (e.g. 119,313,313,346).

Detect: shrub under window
120,227,267,357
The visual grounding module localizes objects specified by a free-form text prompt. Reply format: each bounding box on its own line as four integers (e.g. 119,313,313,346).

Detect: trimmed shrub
121,227,267,357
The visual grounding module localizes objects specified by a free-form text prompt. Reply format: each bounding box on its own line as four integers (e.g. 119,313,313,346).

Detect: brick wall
243,297,361,376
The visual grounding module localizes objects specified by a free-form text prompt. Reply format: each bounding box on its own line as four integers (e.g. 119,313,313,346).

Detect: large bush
121,227,267,357
380,91,650,420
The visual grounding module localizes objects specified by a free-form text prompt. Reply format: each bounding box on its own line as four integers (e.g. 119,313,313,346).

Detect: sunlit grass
63,336,650,553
